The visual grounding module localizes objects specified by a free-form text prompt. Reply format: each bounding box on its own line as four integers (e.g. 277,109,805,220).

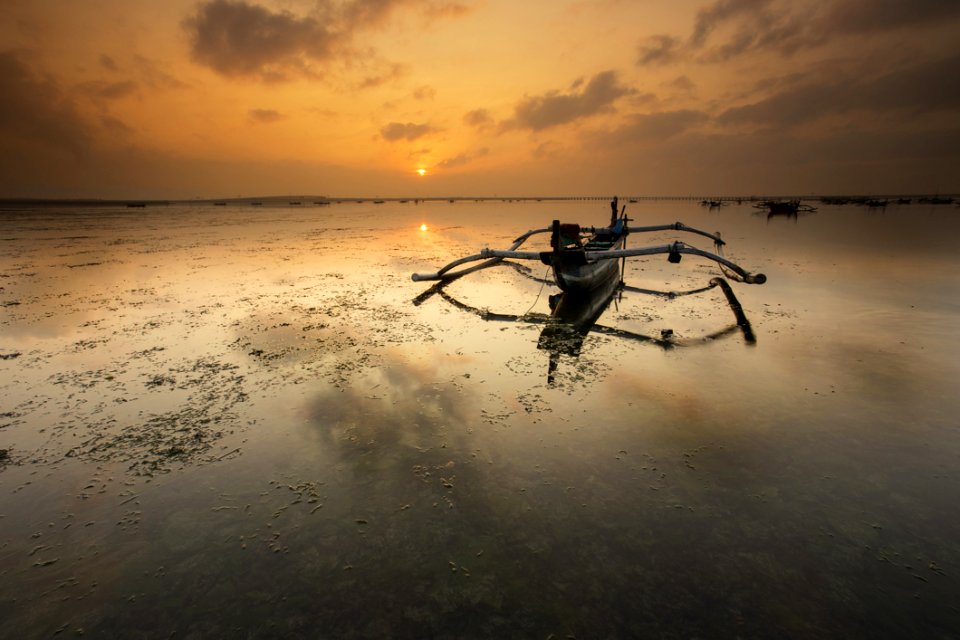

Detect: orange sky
1,0,958,198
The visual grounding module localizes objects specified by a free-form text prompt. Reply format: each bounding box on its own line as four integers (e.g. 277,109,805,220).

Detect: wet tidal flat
1,200,959,638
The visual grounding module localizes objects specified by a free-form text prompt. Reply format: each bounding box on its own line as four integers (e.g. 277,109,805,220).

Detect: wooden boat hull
549,231,626,293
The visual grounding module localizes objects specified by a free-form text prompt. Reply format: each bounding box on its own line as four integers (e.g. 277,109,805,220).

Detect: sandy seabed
1,200,959,638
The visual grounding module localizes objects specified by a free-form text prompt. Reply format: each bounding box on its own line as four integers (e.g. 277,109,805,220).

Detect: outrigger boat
412,197,767,289
412,197,766,383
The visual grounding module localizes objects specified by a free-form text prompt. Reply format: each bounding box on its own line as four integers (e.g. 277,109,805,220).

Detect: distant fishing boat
754,200,816,216
413,197,766,293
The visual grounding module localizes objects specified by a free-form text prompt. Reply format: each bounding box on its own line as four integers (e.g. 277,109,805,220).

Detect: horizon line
2,192,957,206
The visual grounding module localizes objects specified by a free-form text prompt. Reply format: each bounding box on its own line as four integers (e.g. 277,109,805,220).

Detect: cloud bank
380,121,436,141
183,0,471,81
506,71,631,131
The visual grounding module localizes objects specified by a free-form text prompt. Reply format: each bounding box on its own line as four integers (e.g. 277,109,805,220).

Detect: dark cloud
718,53,960,128
823,0,960,35
690,0,808,62
412,85,436,100
99,54,119,71
133,55,190,90
533,141,561,159
80,80,139,100
183,0,339,79
610,110,709,143
100,115,134,135
183,0,470,81
406,147,431,159
437,147,488,169
680,0,960,63
636,34,681,66
380,121,435,141
422,2,472,20
506,71,631,131
0,50,92,158
463,108,492,128
338,0,414,29
665,75,696,93
358,62,407,88
249,108,284,123
690,0,774,48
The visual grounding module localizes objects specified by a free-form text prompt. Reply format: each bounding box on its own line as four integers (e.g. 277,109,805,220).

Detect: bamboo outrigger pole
411,221,765,285
413,241,765,285
412,227,550,283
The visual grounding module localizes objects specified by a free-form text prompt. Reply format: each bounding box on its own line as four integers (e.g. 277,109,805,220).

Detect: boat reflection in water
415,261,756,384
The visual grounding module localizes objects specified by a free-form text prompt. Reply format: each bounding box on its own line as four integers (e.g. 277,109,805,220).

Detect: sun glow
419,223,428,231
417,168,426,177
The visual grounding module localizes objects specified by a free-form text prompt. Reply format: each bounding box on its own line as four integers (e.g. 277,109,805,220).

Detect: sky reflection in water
1,200,959,638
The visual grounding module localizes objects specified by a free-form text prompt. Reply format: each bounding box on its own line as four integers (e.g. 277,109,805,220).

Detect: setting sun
419,223,428,231
417,169,427,177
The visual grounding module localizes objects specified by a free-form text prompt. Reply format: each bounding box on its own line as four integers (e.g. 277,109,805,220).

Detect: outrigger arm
470,243,766,285
411,220,765,284
626,222,725,246
412,226,549,282
414,241,765,285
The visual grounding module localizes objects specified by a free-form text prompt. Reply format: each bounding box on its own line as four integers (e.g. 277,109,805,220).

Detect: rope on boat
523,265,554,317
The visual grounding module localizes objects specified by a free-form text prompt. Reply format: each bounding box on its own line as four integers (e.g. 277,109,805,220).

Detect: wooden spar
412,221,733,283
571,222,724,245
625,223,725,246
474,242,766,284
411,227,550,282
414,241,765,285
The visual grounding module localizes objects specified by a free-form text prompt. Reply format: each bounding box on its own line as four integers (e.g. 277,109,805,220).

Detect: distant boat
314,201,331,206
754,200,816,216
289,201,302,205
373,200,385,204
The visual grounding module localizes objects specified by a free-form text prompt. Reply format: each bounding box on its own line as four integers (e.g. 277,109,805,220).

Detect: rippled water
1,199,958,638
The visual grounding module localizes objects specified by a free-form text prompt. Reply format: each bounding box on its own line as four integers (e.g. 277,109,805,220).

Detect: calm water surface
1,200,959,638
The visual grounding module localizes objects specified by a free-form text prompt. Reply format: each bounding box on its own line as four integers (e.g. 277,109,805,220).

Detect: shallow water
1,199,959,638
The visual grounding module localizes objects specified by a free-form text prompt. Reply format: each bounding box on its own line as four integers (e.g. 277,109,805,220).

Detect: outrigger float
412,197,767,290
